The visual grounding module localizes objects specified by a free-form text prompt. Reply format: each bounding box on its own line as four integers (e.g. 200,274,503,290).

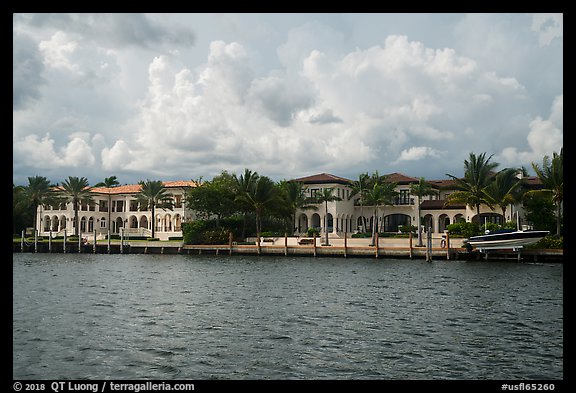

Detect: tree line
13,148,562,242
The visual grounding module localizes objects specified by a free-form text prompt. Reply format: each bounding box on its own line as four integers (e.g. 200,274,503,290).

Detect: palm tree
234,175,282,242
410,177,439,246
313,187,342,246
445,152,499,222
348,172,370,232
482,168,524,222
233,169,260,239
530,148,563,235
278,180,318,235
16,176,58,236
94,176,120,237
58,176,94,236
363,178,398,246
134,180,174,239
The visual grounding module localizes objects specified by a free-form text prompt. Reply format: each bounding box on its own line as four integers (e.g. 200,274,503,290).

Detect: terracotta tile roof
427,179,461,189
292,173,353,185
383,172,420,184
91,180,197,195
521,176,543,188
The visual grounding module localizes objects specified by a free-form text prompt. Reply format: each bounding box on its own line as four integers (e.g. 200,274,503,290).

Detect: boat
464,228,549,251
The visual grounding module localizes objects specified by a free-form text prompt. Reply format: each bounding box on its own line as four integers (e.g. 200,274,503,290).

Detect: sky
13,13,563,186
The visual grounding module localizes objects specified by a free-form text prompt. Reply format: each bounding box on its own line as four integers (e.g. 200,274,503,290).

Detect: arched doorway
326,213,333,233
115,217,124,234
423,214,434,233
385,214,411,232
311,213,321,230
140,216,149,230
438,214,450,232
298,214,308,233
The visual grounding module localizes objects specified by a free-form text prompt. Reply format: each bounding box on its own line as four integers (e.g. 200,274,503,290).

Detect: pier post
257,233,261,255
120,228,124,254
229,232,233,255
446,232,450,260
313,233,317,257
344,232,347,258
78,231,82,253
34,229,38,253
93,231,97,254
21,230,24,253
49,229,52,253
284,233,288,256
63,230,67,253
426,227,432,262
409,232,413,259
375,232,379,258
107,229,111,254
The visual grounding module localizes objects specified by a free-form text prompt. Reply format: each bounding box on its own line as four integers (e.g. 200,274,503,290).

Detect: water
13,253,563,380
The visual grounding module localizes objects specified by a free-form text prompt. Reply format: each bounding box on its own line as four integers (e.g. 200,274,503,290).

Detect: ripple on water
12,254,563,380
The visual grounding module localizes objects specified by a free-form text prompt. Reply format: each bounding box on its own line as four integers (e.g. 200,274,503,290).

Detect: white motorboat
465,229,549,251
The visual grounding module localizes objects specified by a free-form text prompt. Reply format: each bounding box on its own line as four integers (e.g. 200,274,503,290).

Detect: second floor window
397,190,411,205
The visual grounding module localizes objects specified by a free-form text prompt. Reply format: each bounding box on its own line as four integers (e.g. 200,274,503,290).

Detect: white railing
122,227,152,237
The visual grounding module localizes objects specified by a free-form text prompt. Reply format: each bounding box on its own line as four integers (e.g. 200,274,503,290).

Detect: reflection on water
13,253,563,380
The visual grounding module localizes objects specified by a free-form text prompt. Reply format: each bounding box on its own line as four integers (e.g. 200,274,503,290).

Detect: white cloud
101,140,134,170
39,31,80,72
13,132,96,169
395,146,443,162
12,14,563,185
531,13,563,47
499,94,563,165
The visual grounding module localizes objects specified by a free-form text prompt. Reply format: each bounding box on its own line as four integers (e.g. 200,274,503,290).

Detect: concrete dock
13,235,563,262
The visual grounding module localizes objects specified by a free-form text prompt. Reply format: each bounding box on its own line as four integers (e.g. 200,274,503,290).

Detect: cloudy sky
13,13,563,186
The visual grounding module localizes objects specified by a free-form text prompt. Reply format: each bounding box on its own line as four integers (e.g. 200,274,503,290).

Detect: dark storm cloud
13,32,45,110
20,13,195,49
309,109,343,125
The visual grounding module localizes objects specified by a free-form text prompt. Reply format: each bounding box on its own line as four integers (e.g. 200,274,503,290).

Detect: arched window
298,214,308,233
326,213,333,233
311,213,321,230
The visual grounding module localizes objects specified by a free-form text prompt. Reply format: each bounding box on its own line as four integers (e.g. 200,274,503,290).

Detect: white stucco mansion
36,181,197,241
292,172,543,238
35,173,544,240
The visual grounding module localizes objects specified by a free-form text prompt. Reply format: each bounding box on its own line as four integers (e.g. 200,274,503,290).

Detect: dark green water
13,253,563,380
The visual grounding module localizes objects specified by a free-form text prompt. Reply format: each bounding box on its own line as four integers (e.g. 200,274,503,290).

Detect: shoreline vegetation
13,150,562,258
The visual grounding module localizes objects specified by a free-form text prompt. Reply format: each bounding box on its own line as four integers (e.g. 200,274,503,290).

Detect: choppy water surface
13,253,562,380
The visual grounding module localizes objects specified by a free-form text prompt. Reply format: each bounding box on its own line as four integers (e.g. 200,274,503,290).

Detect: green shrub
307,227,320,237
182,221,208,244
398,225,417,233
182,221,230,244
351,232,371,238
446,222,480,238
261,231,282,237
146,237,160,241
202,228,229,244
526,235,563,249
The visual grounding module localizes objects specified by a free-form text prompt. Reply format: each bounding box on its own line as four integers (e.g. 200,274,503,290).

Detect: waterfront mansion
35,173,544,241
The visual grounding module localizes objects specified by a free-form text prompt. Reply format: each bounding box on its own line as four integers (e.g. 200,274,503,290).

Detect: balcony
393,197,415,206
